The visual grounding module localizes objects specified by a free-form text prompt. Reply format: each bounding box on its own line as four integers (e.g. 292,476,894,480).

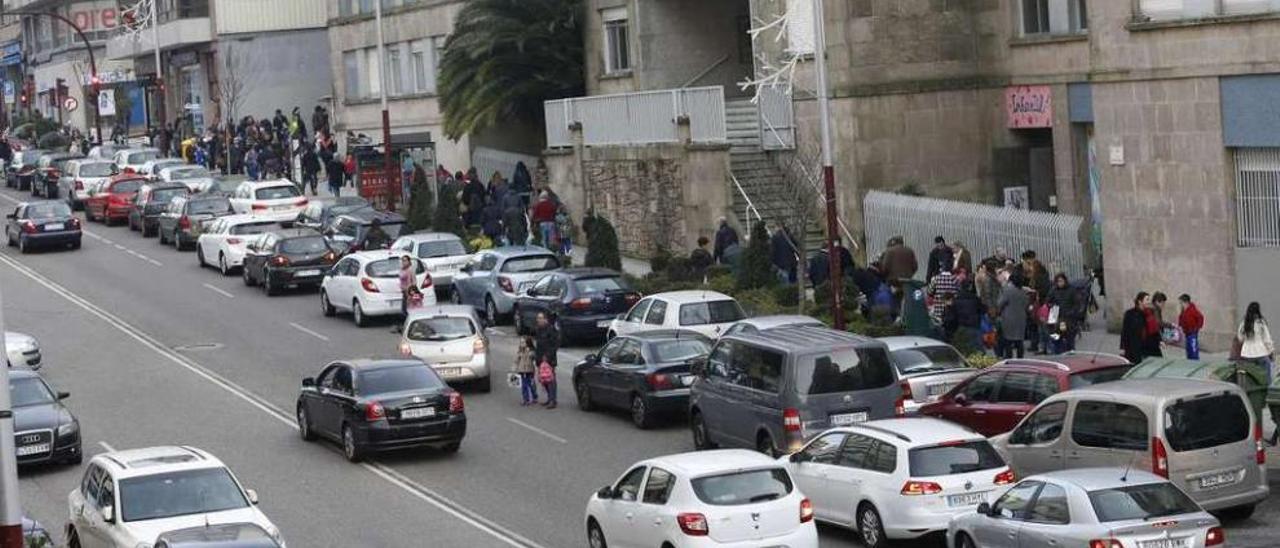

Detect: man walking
997,271,1029,359
1178,294,1204,360
713,217,739,265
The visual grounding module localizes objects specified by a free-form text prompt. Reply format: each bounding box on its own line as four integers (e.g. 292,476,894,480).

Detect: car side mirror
302,377,315,387
460,264,473,274
583,353,599,365
954,393,969,406
57,391,70,400
976,502,992,517
789,452,810,463
688,357,707,377
101,505,115,523
246,489,259,505
596,486,616,500
4,214,12,220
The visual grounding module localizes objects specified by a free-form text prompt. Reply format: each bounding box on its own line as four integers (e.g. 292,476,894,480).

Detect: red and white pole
0,287,23,548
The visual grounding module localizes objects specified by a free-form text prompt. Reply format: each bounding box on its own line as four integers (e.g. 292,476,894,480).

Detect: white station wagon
607,290,745,340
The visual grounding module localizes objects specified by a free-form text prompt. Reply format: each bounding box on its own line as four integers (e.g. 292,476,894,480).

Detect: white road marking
83,231,103,241
0,193,16,203
505,417,569,444
202,283,235,299
288,322,330,342
113,244,125,250
98,441,116,453
0,253,543,548
147,258,163,267
126,249,141,258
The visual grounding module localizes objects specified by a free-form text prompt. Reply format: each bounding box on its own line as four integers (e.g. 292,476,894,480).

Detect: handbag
538,360,554,384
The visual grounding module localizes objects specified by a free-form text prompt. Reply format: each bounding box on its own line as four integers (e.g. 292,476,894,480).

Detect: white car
66,446,285,548
320,250,437,326
196,215,282,275
389,232,471,292
87,144,127,160
784,418,1014,547
397,305,491,392
585,449,818,548
61,160,118,209
5,331,41,369
112,148,161,174
607,291,745,340
158,165,216,192
138,158,185,179
229,180,307,221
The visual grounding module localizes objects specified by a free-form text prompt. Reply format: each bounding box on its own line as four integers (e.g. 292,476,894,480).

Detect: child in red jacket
1178,294,1205,360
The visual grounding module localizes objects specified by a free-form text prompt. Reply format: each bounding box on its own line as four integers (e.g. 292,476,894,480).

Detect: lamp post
811,0,845,329
374,0,395,211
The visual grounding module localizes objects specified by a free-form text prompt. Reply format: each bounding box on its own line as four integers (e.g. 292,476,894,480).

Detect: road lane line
288,322,329,341
126,249,141,258
98,441,116,453
0,194,15,203
147,258,163,267
201,283,235,299
83,231,103,241
0,253,544,548
505,417,569,444
113,244,125,250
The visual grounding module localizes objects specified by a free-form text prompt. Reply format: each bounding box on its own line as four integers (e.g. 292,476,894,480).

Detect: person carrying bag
513,337,538,405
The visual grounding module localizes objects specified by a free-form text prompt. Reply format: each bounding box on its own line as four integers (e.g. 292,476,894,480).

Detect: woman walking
533,312,560,409
394,256,415,333
514,336,538,405
1239,302,1275,382
1120,292,1152,364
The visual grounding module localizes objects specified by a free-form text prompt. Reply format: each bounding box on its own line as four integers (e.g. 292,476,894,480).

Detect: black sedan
296,196,370,231
4,200,81,253
156,523,282,548
129,183,189,237
242,228,338,295
297,359,466,462
572,330,711,428
513,268,640,342
9,369,81,466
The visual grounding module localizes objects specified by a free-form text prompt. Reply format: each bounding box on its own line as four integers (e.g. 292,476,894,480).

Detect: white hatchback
112,148,160,175
196,215,282,275
228,180,307,221
783,418,1014,548
607,291,745,340
320,250,437,326
585,449,818,548
398,306,491,392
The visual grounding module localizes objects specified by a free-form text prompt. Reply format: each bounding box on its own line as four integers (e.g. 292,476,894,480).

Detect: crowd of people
439,161,575,256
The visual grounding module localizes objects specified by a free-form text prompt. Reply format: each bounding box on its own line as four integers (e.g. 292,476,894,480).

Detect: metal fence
1233,147,1280,248
544,86,727,147
864,191,1086,280
758,86,795,150
471,146,539,183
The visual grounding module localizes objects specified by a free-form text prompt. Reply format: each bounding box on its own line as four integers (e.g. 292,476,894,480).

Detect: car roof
994,352,1130,374
878,336,955,352
345,249,412,262
76,159,115,166
143,183,188,191
218,215,280,226
266,227,322,239
242,179,294,189
1050,377,1241,403
94,446,225,478
405,305,482,321
649,290,735,304
641,449,781,478
341,358,430,371
487,245,555,258
336,210,405,224
400,231,463,243
732,315,824,330
21,199,69,208
557,267,621,279
728,324,881,353
1028,467,1168,491
832,417,983,445
625,329,712,342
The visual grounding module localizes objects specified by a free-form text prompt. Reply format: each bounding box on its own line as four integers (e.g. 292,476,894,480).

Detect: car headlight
267,524,285,544
58,421,78,437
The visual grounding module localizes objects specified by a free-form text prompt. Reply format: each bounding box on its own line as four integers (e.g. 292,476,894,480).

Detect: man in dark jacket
533,312,560,409
502,194,528,246
926,236,954,283
300,146,321,196
881,236,918,283
950,287,986,352
312,106,329,136
769,224,798,284
713,217,739,265
689,237,714,276
326,156,345,196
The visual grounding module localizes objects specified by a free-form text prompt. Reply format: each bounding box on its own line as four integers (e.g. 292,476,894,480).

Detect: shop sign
1006,85,1053,129
69,1,119,32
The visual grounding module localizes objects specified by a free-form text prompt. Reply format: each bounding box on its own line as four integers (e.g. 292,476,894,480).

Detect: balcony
544,86,727,147
105,1,211,61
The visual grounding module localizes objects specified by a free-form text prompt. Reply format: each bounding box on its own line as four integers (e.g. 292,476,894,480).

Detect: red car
919,352,1132,437
84,175,146,225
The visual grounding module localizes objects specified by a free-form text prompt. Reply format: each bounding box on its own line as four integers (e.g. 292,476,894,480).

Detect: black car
572,329,711,428
158,195,234,250
129,183,190,237
513,268,640,341
155,523,282,548
32,152,83,198
241,228,337,295
325,209,406,254
297,359,466,462
296,196,370,231
9,369,81,466
4,200,81,253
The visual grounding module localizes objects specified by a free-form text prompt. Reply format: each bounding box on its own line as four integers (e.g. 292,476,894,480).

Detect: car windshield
169,167,210,179
26,203,71,220
908,440,1005,476
407,317,476,342
501,255,560,273
79,163,116,177
188,199,232,215
152,188,187,203
891,345,967,374
691,468,793,506
574,276,626,294
794,347,897,395
111,180,143,194
126,151,158,164
652,339,710,362
366,257,422,278
9,377,54,407
230,222,277,236
279,236,328,254
678,300,745,326
1068,365,1133,388
1163,393,1250,452
119,468,249,522
416,239,467,258
363,222,406,240
255,186,300,200
358,365,444,395
1088,482,1201,522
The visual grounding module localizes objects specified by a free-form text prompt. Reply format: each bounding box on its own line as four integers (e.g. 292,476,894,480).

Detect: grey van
992,378,1268,518
689,325,901,458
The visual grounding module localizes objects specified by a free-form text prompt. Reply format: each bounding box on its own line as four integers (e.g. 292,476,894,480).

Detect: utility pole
0,291,22,548
150,0,164,131
374,0,395,211
812,0,845,330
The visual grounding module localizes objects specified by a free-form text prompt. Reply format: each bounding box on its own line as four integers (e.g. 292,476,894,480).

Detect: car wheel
757,433,778,458
440,441,461,454
197,245,206,266
70,239,81,250
1219,503,1257,521
158,228,168,244
631,395,652,429
858,504,888,548
450,289,463,305
68,528,82,548
219,253,230,276
342,425,363,462
587,519,607,548
477,375,492,393
297,405,317,441
575,379,595,411
955,532,976,548
485,297,501,325
5,228,12,247
65,450,83,465
353,300,368,327
242,265,256,286
691,410,716,450
321,290,336,317
18,236,27,254
264,275,279,296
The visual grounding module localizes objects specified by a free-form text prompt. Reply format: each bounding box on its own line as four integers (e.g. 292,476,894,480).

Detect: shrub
433,182,465,239
771,284,799,308
649,245,673,274
736,221,773,291
966,352,1000,369
631,273,699,296
37,131,68,150
665,257,701,283
736,287,785,317
706,273,735,296
706,264,731,280
584,213,622,271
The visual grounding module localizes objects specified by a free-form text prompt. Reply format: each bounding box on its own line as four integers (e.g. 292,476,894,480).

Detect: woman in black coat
1120,292,1151,364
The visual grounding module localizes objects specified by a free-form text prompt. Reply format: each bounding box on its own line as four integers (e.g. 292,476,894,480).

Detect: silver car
398,305,491,392
5,331,41,369
719,315,825,338
390,232,471,292
949,468,1224,548
880,336,977,414
450,246,561,323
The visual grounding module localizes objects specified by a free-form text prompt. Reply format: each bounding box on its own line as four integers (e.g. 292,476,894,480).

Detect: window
785,0,814,54
707,342,733,379
366,47,382,98
996,372,1038,403
794,348,896,395
614,340,642,365
1234,148,1280,248
332,367,354,394
801,433,847,464
728,344,784,392
410,39,437,94
1088,482,1201,523
387,45,404,96
1141,0,1278,20
1029,374,1059,403
1010,401,1068,445
1027,483,1070,524
626,299,653,323
344,50,361,99
82,465,103,503
614,466,647,502
961,373,1001,402
642,468,676,505
691,468,793,506
1071,401,1149,451
679,300,745,326
645,300,667,325
119,468,248,522
602,8,631,74
993,481,1042,520
1021,0,1087,35
1021,0,1050,34
1163,393,1250,452
359,365,443,395
908,441,1004,477
839,434,896,473
651,339,711,362
1068,366,1132,388
97,477,115,510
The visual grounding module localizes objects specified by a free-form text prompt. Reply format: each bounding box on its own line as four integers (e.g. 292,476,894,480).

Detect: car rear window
230,222,277,235
407,317,476,342
358,365,444,395
678,300,745,326
111,180,143,194
365,221,406,240
79,163,116,177
890,345,967,375
1163,393,1250,452
169,167,210,179
794,347,897,395
256,186,301,200
151,188,187,203
26,203,71,219
1068,365,1132,388
908,440,1005,477
279,236,329,254
366,257,423,277
691,468,793,506
416,239,467,258
126,151,158,164
1088,482,1201,522
652,339,710,362
188,198,232,215
574,276,626,294
501,255,560,273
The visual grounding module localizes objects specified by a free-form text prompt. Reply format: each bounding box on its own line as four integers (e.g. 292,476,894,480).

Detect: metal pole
0,291,21,548
374,1,395,211
811,0,845,330
150,0,164,130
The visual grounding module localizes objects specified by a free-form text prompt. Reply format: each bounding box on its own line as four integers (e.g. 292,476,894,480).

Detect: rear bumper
678,524,818,548
880,496,994,539
644,389,691,415
22,231,81,246
268,267,328,287
1196,482,1269,511
422,354,490,383
356,415,467,450
560,313,622,338
104,207,131,220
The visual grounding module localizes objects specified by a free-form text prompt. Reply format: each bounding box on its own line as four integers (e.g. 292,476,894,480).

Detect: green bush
630,273,699,296
966,352,1000,369
736,221,773,291
813,280,860,316
771,284,799,308
736,287,786,317
706,264,731,280
37,131,68,150
433,182,465,239
706,273,735,296
649,246,673,274
584,213,622,271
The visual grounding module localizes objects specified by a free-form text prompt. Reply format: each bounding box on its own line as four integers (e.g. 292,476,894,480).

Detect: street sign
62,96,79,112
358,166,401,212
98,89,116,117
2,81,12,105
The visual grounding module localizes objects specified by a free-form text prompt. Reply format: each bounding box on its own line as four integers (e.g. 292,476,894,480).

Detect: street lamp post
374,1,395,211
811,0,845,329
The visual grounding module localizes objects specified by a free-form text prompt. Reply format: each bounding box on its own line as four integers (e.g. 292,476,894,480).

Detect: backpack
537,360,554,384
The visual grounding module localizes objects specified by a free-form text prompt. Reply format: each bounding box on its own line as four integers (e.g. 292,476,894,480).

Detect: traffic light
19,93,27,106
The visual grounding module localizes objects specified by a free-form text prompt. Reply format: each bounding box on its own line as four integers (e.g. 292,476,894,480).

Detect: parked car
396,306,491,392
389,232,470,296
32,152,83,198
155,523,283,548
5,331,42,369
139,158,185,179
196,215,282,275
296,358,467,461
160,165,217,192
319,250,437,326
228,180,307,221
573,329,711,428
58,159,118,210
296,196,370,231
1123,356,1269,418
991,378,1268,516
784,418,1014,547
10,148,47,190
609,290,746,340
113,147,161,174
720,316,825,339
324,210,407,254
919,353,1133,437
948,469,1225,548
241,228,338,295
451,246,562,323
128,183,190,237
689,325,902,457
22,515,54,546
84,175,146,225
513,268,640,341
5,200,81,253
9,369,80,466
66,446,284,548
86,143,126,160
157,195,234,250
193,176,241,195
584,449,819,548
880,336,977,414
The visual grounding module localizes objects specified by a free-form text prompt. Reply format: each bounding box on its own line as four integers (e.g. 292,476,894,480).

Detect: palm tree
439,0,584,141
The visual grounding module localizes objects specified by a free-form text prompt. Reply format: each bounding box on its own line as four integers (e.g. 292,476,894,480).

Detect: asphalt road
3,185,1277,547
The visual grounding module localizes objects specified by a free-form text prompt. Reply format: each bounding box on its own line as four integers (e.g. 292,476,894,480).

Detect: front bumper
356,415,467,450
22,231,81,247
15,431,80,466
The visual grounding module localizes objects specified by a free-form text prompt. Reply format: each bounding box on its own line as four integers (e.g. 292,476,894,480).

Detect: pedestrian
511,161,533,206
395,255,415,329
997,270,1029,359
1121,292,1152,364
1018,250,1050,353
951,240,973,280
533,312,559,409
1142,293,1164,359
950,285,985,353
1044,273,1081,354
769,223,798,284
327,155,345,197
690,236,713,277
926,236,954,283
531,191,558,248
487,171,508,205
713,217,739,265
975,259,1002,318
481,199,504,243
301,145,320,196
245,147,260,181
312,105,329,136
463,173,487,227
1178,294,1204,360
513,336,538,405
927,266,958,326
344,153,357,188
502,193,528,246
880,236,918,283
555,205,574,256
1238,302,1275,382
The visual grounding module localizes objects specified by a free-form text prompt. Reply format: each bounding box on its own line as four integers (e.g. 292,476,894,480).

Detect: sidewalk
568,246,651,277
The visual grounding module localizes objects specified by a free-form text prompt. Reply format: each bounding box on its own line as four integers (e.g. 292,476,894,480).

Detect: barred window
1234,148,1280,247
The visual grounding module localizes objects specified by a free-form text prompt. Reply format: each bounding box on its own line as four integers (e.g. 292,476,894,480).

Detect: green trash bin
1122,357,1269,418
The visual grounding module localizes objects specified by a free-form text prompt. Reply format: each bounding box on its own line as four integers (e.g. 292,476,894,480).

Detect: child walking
513,336,538,405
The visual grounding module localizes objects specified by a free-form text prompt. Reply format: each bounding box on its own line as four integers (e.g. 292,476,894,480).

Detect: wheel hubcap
589,527,604,548
298,409,308,435
344,430,354,456
861,510,880,544
487,300,496,320
632,398,645,422
220,256,227,273
577,383,589,403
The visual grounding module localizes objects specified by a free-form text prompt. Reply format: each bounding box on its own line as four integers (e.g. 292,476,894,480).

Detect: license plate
947,492,986,507
927,382,956,397
296,269,321,277
1139,538,1190,548
437,367,465,379
273,205,292,211
1198,471,1241,489
16,443,49,456
597,320,613,329
830,412,869,426
44,223,63,231
401,407,435,419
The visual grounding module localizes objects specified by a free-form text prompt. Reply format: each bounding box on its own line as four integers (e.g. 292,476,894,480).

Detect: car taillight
1152,436,1169,478
178,215,191,229
994,469,1016,485
68,218,81,229
1255,422,1265,465
227,238,242,245
569,298,591,310
800,498,814,523
783,407,801,432
21,221,36,234
364,401,385,421
361,278,380,292
252,204,268,211
624,292,641,305
647,373,674,390
270,255,290,267
322,250,337,263
676,513,708,536
895,380,910,416
123,167,135,174
1206,526,1226,546
74,180,83,190
421,273,434,289
900,480,943,496
295,199,309,206
449,392,464,413
398,341,413,356
473,338,486,354
1088,540,1122,548
498,276,514,293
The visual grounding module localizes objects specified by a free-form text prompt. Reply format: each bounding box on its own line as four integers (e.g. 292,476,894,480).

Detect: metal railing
544,86,727,147
730,172,763,225
471,147,538,184
762,124,858,250
681,54,730,89
863,190,1086,280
